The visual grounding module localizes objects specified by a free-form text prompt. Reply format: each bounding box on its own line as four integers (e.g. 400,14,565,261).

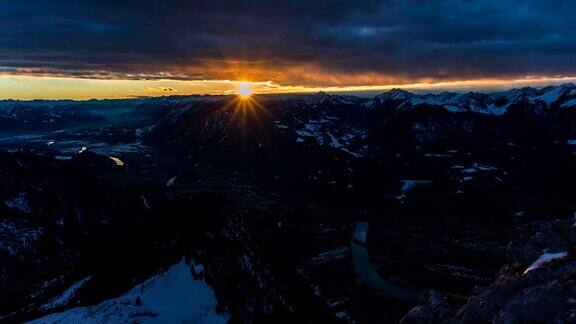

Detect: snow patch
293,118,365,157
309,246,349,266
40,276,92,311
166,176,178,187
425,153,451,158
401,180,432,192
5,193,32,214
537,87,565,105
109,157,124,166
140,196,151,209
485,103,508,115
524,252,568,274
561,99,576,108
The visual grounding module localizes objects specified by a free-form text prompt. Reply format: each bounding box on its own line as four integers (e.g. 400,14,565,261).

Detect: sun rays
207,90,273,146
232,82,269,133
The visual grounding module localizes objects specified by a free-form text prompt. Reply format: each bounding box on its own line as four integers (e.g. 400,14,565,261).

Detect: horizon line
1,75,576,101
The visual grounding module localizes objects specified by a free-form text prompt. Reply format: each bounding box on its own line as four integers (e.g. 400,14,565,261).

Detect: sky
0,0,575,99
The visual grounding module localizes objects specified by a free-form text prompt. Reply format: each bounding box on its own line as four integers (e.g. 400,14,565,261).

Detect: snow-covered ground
30,260,229,324
293,118,366,156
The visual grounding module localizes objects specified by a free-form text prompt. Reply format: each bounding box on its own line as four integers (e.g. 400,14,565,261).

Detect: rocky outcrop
401,218,576,323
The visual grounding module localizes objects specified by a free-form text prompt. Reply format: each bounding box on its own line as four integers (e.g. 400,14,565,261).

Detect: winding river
351,222,419,302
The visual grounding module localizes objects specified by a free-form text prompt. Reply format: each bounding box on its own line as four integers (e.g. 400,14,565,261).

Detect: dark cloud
0,0,575,86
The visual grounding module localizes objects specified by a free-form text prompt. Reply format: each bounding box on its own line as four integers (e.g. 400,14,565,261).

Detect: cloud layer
1,0,575,86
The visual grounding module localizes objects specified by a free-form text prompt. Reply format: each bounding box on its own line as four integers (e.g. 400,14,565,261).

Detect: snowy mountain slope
371,83,576,115
30,260,228,324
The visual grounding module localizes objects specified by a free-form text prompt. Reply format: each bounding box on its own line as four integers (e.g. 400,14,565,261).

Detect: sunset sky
1,0,575,99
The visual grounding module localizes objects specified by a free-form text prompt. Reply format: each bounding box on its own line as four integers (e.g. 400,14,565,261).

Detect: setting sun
238,83,254,98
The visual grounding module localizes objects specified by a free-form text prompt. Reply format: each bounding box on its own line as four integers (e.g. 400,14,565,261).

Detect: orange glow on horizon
1,73,576,100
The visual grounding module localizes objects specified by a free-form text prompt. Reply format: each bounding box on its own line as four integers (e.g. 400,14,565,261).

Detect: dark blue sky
0,0,575,87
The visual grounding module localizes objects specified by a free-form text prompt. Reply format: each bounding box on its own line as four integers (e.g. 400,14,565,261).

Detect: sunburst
238,82,254,99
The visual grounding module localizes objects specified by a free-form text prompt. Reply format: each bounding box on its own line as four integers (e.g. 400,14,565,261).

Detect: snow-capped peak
535,83,576,105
